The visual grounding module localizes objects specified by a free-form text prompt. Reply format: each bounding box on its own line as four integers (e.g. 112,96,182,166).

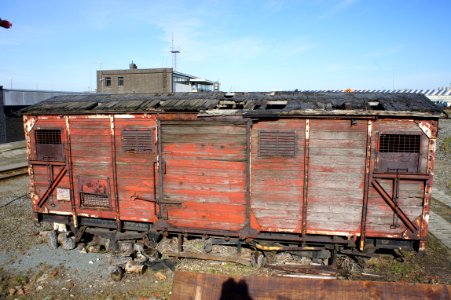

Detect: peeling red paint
24,112,439,253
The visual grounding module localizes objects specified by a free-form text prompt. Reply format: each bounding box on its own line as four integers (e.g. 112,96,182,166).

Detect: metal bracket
371,179,417,233
37,166,67,208
415,121,433,139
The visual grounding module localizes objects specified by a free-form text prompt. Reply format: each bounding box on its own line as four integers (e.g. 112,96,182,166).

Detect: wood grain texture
69,117,117,218
162,122,247,231
307,120,367,233
171,271,450,300
251,120,305,232
29,118,72,212
114,117,157,222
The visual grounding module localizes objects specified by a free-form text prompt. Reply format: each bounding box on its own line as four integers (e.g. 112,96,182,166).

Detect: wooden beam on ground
171,271,450,300
163,251,250,266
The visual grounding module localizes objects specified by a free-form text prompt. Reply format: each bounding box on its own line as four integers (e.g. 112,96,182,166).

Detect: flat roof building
97,63,219,94
0,86,81,143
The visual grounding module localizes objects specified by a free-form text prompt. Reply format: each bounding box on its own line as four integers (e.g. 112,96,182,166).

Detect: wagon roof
21,92,442,117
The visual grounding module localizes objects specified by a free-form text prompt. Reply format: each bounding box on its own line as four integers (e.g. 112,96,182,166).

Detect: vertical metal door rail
301,119,310,241
245,119,252,233
156,117,164,219
65,116,78,227
360,120,372,251
110,115,121,231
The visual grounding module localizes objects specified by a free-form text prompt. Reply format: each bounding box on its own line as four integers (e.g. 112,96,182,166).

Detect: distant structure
97,63,219,94
170,34,181,72
0,86,80,143
301,87,451,107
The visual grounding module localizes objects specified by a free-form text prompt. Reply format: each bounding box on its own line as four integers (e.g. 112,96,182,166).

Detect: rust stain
24,110,439,254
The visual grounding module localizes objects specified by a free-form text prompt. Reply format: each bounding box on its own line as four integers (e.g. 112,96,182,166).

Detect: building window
122,129,153,153
105,77,111,87
258,131,296,157
377,134,421,173
118,77,124,86
35,129,65,161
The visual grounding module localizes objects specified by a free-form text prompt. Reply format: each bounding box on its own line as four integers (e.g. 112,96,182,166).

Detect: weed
439,137,451,154
12,274,29,285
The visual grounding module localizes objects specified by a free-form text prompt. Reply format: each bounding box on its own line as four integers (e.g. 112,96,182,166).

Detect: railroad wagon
21,92,441,262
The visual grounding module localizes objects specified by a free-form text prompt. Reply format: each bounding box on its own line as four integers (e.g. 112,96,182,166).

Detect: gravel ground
435,117,451,196
0,117,450,299
0,177,37,253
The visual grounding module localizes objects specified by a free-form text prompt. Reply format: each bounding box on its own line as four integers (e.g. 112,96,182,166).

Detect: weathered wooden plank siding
114,116,157,223
250,120,305,232
29,117,72,213
69,117,116,218
307,120,367,234
162,122,247,231
366,119,427,237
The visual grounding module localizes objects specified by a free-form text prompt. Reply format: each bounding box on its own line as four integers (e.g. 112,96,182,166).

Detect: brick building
97,63,219,94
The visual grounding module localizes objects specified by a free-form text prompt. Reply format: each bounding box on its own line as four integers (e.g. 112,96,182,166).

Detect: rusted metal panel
171,271,450,300
161,121,247,231
250,119,305,233
307,119,367,235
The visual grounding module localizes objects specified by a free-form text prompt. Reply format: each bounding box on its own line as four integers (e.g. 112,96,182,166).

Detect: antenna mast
170,33,180,71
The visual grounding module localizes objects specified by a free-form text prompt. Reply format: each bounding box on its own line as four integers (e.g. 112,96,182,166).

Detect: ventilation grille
259,131,296,157
36,129,61,144
380,134,420,153
80,192,110,209
122,129,153,152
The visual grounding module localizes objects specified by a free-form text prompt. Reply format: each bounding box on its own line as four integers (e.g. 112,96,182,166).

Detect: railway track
0,163,28,181
0,141,28,181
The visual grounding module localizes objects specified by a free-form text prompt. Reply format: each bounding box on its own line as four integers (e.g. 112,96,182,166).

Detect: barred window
80,192,110,209
78,176,111,210
35,129,64,161
259,131,296,157
122,129,153,153
36,129,61,145
377,134,421,173
380,134,420,153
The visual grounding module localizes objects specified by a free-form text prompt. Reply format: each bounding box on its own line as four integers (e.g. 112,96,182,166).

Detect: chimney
129,61,137,69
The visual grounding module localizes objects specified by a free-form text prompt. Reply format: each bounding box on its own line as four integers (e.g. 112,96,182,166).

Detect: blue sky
1,0,450,92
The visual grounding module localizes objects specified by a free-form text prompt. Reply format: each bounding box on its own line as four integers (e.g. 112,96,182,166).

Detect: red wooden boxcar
21,92,441,260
